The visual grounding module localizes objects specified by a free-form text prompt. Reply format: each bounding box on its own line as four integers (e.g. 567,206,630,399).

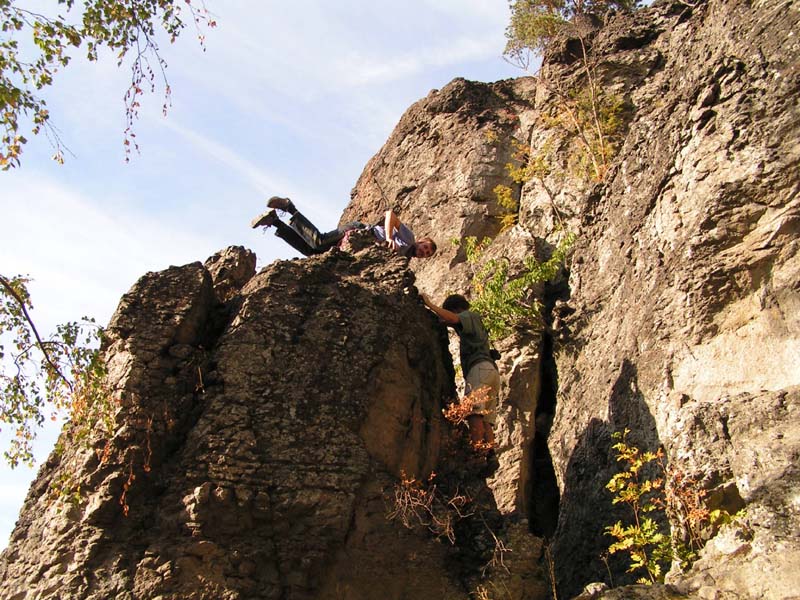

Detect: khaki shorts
465,361,500,425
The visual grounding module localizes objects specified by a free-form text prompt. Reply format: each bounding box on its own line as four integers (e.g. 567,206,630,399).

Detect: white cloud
174,1,508,106
421,0,509,22
0,482,29,547
160,119,291,195
159,119,342,225
1,174,221,325
333,34,503,87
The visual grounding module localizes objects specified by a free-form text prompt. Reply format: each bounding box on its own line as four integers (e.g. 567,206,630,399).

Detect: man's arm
420,293,460,325
384,210,402,250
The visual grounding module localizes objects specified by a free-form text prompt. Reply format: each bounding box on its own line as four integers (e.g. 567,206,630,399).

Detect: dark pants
274,211,363,256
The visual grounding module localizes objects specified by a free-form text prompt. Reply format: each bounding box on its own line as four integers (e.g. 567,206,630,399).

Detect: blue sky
0,0,522,546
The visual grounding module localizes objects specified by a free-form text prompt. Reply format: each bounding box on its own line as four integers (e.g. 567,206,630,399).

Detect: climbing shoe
267,196,296,213
250,209,278,229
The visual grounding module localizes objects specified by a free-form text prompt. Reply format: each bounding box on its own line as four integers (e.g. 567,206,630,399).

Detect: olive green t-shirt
456,310,493,374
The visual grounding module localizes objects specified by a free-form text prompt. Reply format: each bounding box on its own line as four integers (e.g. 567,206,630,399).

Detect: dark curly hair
442,294,470,313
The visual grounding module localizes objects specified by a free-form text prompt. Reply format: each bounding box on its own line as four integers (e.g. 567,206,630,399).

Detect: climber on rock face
420,293,500,448
251,197,437,259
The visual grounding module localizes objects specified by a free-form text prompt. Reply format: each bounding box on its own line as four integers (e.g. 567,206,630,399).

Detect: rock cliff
2,0,799,598
344,0,799,597
0,247,470,599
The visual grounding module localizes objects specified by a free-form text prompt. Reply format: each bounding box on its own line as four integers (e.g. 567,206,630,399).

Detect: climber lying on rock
251,197,437,259
421,293,500,448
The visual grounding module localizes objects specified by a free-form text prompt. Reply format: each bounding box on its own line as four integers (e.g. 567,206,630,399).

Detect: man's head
414,237,437,258
443,294,470,313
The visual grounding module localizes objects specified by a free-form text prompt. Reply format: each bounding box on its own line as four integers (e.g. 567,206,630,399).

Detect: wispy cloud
1,174,221,324
158,119,341,224
160,119,291,194
420,0,510,23
333,34,503,87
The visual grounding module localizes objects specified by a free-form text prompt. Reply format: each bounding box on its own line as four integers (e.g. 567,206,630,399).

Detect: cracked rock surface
0,246,461,600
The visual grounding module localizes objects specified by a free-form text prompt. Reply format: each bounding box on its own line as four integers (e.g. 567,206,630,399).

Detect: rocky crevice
345,0,799,597
529,295,562,540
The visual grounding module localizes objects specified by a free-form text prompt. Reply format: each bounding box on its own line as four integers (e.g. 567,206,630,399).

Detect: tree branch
0,275,73,392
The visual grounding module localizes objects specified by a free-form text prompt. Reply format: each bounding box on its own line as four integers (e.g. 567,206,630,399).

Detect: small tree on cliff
502,0,636,182
0,274,110,467
0,0,216,169
504,0,640,68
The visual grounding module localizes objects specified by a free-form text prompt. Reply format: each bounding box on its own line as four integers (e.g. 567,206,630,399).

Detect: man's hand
420,293,460,325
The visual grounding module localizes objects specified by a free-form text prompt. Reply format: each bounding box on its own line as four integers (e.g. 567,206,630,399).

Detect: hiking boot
250,209,278,229
267,196,296,213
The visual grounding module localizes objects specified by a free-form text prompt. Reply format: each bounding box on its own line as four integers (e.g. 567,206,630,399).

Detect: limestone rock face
662,388,800,600
0,247,461,600
2,0,799,597
345,74,549,522
342,0,799,597
343,76,539,297
542,0,800,595
204,245,257,303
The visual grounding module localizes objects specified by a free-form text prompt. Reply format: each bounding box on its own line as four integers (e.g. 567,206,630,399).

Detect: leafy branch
503,0,641,70
463,232,575,340
0,273,111,467
493,136,568,230
605,428,672,584
0,0,217,169
604,429,744,585
0,274,71,390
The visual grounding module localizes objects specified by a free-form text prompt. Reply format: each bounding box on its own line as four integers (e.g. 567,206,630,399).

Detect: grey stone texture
540,0,800,596
0,247,465,599
204,245,257,303
343,0,799,597
2,0,799,597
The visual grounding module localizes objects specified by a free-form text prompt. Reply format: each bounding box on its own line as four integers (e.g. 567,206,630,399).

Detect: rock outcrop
2,0,799,598
345,75,551,521
541,0,800,596
0,247,469,599
343,0,799,597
